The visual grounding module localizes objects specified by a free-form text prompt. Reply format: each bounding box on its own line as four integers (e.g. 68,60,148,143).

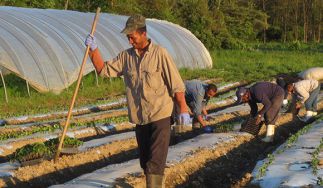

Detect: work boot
261,124,275,143
146,174,164,188
299,111,313,122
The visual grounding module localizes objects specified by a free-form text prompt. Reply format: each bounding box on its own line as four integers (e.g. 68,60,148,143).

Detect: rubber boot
261,124,275,143
146,174,164,188
299,111,313,122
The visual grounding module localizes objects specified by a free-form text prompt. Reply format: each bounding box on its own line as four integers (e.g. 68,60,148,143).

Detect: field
0,48,322,187
0,48,322,117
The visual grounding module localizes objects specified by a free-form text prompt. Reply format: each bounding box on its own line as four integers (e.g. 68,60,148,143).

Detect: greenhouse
0,6,212,94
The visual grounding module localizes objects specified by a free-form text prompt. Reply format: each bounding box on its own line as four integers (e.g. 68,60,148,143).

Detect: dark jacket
248,82,284,117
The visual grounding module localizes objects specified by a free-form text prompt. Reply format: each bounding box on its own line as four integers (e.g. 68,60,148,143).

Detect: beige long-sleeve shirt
298,67,323,81
90,40,185,125
293,79,319,103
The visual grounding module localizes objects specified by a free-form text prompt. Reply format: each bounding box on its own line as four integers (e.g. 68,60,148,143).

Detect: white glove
283,99,288,105
85,34,98,51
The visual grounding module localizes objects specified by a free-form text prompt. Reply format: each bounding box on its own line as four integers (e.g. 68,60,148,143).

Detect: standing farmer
236,82,284,142
286,79,320,122
85,14,190,187
183,80,217,129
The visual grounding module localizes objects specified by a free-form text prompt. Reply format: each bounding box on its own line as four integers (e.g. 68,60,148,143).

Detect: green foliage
311,138,323,175
174,0,218,49
0,124,60,141
0,115,129,142
0,72,125,117
12,142,52,162
212,120,239,133
179,48,323,82
44,137,83,152
257,153,275,178
1,0,322,46
286,124,313,148
0,48,322,117
318,177,323,186
11,137,83,162
0,0,56,8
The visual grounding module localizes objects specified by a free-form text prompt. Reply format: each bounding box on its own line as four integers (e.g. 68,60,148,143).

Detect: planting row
0,90,239,152
251,117,323,187
0,101,251,187
0,81,245,126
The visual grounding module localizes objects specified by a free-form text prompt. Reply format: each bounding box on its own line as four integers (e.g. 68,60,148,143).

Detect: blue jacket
185,80,209,118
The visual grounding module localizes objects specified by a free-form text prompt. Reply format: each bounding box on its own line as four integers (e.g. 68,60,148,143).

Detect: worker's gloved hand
203,115,211,121
85,34,98,51
178,112,190,125
203,126,213,133
255,114,263,125
283,99,288,106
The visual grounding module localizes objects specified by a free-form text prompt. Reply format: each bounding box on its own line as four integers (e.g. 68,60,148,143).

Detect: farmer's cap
236,87,248,104
121,14,146,34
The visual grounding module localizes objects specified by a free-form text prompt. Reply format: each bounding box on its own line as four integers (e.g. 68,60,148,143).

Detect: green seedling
257,154,275,178
11,143,52,162
44,137,83,152
311,138,323,175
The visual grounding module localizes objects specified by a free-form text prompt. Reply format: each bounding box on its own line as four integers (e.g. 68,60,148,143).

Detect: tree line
0,0,322,49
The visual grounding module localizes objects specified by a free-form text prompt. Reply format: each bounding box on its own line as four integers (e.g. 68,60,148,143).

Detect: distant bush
264,26,282,41
254,42,323,51
288,41,302,50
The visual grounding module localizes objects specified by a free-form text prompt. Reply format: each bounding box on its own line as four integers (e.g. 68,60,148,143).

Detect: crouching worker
236,82,284,142
85,14,190,188
298,67,323,83
286,79,320,122
276,73,302,106
183,80,217,129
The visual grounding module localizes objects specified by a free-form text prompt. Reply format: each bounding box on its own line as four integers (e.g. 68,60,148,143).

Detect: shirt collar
134,39,152,56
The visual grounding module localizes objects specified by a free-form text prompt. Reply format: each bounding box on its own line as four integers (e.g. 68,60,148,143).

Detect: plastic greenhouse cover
0,6,212,93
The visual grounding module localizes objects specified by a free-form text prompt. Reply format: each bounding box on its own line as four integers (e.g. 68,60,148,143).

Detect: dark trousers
135,117,171,175
265,92,284,125
305,85,320,112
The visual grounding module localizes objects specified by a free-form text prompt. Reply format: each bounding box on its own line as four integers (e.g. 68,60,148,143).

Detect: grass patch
179,49,322,81
0,72,125,118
